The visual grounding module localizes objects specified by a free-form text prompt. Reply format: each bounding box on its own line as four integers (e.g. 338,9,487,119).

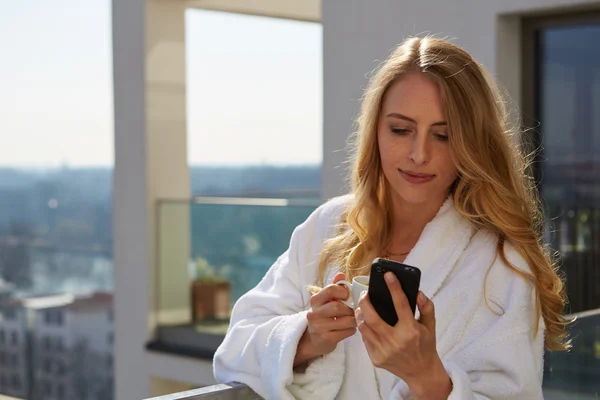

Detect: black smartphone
368,258,421,326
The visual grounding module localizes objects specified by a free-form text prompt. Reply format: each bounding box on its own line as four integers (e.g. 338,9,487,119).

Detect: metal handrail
157,196,322,207
144,382,262,400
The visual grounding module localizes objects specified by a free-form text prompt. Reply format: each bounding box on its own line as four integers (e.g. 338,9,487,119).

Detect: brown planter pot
191,281,231,322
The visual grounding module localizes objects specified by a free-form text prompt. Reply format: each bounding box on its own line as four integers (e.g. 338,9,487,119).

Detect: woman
213,36,569,399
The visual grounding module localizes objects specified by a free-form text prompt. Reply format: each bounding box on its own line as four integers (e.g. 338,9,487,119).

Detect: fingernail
385,272,396,283
355,310,364,324
418,292,427,306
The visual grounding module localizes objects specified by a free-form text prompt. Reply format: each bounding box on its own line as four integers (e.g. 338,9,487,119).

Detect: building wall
31,307,70,400
70,308,113,354
320,0,600,199
69,307,114,400
0,307,29,399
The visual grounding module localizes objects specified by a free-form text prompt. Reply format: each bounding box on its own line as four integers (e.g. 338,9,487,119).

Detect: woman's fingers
384,272,415,325
310,284,350,307
316,298,355,318
332,272,347,284
313,315,357,332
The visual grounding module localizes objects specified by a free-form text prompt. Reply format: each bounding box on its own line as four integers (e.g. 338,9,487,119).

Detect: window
524,13,600,400
57,383,65,398
55,336,64,351
0,329,4,344
57,360,66,376
0,352,4,365
44,358,52,374
186,10,322,197
10,331,18,346
1,4,115,397
11,353,18,368
107,332,113,345
44,309,64,326
524,16,600,314
11,374,21,390
43,379,51,395
43,336,51,351
3,308,17,321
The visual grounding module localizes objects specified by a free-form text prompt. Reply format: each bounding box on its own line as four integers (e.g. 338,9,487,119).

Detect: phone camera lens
376,266,382,273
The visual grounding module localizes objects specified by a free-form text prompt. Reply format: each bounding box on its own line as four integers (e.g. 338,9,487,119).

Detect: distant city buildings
0,296,28,399
0,292,113,400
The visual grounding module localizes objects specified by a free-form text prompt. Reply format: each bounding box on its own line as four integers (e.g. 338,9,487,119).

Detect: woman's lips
399,169,435,184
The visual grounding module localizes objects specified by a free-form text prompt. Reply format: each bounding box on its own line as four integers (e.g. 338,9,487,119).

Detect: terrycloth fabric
213,195,545,400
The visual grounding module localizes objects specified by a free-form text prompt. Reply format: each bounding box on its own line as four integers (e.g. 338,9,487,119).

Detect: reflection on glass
538,22,600,312
156,199,318,347
543,311,600,398
536,20,600,399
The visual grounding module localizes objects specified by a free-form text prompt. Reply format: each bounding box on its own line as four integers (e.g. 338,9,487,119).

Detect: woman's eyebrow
385,112,447,126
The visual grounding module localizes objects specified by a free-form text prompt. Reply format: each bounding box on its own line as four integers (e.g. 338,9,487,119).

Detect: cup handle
336,280,353,308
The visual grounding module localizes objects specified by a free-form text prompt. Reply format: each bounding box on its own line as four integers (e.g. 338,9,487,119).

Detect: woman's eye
391,128,410,135
434,133,449,141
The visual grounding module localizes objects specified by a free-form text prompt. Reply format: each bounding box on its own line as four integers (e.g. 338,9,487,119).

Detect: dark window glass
44,358,52,374
536,23,600,314
43,336,51,351
531,17,600,400
58,383,65,398
56,336,64,351
11,374,20,390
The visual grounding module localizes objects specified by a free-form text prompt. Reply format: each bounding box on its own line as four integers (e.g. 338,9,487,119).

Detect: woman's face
377,73,458,207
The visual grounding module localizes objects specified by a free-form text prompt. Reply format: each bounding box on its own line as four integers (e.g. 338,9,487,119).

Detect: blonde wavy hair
317,36,569,351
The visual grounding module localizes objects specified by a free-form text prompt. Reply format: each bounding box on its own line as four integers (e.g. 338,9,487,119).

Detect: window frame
522,12,600,314
522,11,600,185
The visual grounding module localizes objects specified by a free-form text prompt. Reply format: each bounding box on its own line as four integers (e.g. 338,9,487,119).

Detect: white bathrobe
213,195,545,399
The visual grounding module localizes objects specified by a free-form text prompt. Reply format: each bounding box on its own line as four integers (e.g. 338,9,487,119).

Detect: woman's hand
294,273,357,368
355,272,452,400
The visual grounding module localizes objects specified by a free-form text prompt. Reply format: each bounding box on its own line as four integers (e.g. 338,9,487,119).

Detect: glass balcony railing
543,308,600,399
151,197,599,399
150,309,600,400
150,197,319,358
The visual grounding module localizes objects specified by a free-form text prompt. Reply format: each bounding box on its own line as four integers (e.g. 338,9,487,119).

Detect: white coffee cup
336,276,369,309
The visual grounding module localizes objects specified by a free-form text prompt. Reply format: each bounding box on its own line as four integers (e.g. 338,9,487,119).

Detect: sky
0,1,322,167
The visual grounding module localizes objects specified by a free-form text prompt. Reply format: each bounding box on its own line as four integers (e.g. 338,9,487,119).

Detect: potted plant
190,257,231,322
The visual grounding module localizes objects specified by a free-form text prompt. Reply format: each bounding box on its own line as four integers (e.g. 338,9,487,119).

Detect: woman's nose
408,134,429,165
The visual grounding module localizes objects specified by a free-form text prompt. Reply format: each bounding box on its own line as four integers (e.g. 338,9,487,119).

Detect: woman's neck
388,192,448,250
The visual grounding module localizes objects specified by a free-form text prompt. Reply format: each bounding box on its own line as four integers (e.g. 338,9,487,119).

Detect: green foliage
194,257,230,284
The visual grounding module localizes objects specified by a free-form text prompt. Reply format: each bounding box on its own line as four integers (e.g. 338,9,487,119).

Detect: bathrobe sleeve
390,247,546,400
213,198,348,400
